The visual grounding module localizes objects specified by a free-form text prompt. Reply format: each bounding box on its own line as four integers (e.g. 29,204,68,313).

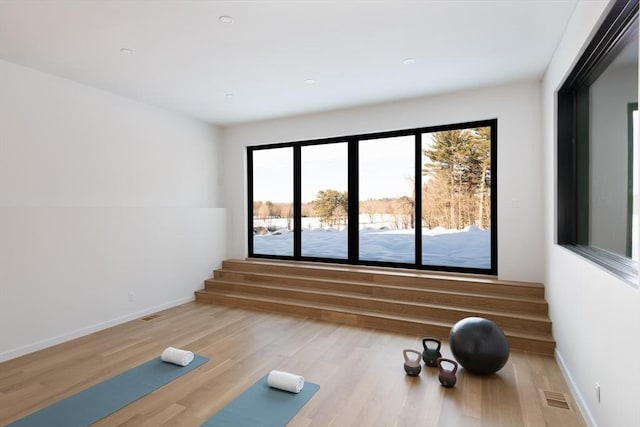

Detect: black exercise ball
449,317,509,375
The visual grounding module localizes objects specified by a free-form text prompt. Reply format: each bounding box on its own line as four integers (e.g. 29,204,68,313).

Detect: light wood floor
0,302,585,426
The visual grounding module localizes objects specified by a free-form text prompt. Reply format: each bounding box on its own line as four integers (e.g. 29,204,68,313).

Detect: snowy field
253,226,490,269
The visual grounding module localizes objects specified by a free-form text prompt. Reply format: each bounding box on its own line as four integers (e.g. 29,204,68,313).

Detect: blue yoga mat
8,354,209,427
202,375,320,427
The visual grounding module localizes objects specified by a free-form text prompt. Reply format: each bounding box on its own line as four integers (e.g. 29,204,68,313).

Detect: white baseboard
555,348,597,427
0,295,194,363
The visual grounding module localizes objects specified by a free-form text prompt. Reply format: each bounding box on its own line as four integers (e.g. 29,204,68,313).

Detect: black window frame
557,0,639,283
248,119,498,275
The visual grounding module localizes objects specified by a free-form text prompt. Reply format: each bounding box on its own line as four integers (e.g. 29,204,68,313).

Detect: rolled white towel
161,347,194,366
267,369,305,393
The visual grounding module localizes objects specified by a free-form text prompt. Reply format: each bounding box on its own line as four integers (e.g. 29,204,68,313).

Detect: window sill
563,244,638,287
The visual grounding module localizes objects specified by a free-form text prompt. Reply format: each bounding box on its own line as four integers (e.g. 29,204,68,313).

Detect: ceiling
0,0,583,126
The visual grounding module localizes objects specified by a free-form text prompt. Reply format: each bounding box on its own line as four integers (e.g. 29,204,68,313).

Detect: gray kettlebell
403,349,422,376
422,337,442,367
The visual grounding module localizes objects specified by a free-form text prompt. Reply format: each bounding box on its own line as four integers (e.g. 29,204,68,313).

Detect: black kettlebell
403,349,422,376
437,357,458,388
422,337,442,367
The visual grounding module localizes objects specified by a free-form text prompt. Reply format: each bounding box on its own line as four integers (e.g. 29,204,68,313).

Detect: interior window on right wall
557,0,639,282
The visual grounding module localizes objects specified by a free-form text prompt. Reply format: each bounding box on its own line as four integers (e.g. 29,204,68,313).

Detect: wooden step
209,270,548,315
194,290,556,355
221,259,545,298
196,259,555,355
204,280,551,334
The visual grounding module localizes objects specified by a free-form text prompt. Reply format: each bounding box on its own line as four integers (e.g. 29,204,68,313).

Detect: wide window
557,0,639,283
248,119,497,275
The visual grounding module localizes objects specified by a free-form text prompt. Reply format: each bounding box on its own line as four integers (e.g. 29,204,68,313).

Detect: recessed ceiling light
219,15,234,24
305,78,316,84
402,58,416,65
120,48,134,55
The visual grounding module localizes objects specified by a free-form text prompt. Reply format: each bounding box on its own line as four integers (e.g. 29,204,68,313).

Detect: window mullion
348,138,359,264
415,133,422,267
293,145,302,258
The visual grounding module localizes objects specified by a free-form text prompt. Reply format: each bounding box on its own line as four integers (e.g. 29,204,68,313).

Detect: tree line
253,195,415,230
252,190,347,229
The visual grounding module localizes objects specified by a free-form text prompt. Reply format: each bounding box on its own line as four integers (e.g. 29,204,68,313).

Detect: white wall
221,80,544,283
0,59,226,361
542,2,640,426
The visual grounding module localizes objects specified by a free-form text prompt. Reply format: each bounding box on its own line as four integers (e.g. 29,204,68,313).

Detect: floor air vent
540,389,571,410
140,314,161,321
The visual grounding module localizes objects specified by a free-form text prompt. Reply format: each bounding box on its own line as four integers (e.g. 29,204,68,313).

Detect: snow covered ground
253,226,490,269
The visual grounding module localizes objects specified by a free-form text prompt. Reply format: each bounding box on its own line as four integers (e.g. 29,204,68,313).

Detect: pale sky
252,135,426,203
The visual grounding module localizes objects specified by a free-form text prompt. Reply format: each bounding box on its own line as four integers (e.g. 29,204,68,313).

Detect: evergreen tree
422,127,491,229
470,127,491,228
313,189,348,227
